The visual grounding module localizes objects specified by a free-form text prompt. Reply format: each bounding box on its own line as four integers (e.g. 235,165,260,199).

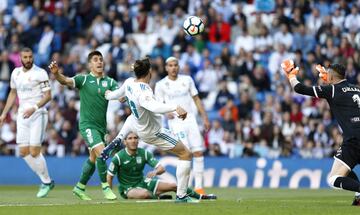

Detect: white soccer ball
183,16,205,36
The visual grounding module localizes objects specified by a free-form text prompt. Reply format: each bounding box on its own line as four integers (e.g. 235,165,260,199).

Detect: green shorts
119,178,159,199
79,128,106,150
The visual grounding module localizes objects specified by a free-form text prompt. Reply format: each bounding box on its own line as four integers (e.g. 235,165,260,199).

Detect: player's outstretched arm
0,88,17,126
48,61,74,88
105,84,125,100
281,59,332,99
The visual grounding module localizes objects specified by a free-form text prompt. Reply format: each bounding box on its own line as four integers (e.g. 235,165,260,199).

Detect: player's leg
90,131,117,200
101,115,135,160
29,112,54,198
126,188,153,199
187,122,206,193
73,152,95,200
155,181,203,200
328,144,360,205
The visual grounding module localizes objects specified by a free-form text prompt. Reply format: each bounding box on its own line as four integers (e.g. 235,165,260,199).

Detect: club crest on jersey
136,156,142,164
102,81,108,87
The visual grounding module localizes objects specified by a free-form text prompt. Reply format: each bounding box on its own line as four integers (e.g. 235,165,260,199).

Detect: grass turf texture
0,186,359,215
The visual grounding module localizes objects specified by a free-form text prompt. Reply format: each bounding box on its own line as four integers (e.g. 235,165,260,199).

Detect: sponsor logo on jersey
136,156,142,164
123,160,130,164
102,81,108,87
89,80,95,83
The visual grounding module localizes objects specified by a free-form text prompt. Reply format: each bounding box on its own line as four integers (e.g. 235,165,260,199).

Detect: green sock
96,157,107,183
79,158,96,185
187,188,201,199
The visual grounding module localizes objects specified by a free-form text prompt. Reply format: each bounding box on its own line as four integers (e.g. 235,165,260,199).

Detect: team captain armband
40,81,51,91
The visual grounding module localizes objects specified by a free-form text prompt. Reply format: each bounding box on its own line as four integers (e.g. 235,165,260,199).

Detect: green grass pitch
0,186,359,215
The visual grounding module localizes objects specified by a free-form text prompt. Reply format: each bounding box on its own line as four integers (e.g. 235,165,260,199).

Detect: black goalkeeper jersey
294,80,360,141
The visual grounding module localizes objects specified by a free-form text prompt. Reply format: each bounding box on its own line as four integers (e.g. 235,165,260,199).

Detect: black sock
334,176,360,192
348,171,359,182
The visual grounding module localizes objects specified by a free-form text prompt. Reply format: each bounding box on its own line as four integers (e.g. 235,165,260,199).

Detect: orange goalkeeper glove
281,59,299,79
316,64,328,83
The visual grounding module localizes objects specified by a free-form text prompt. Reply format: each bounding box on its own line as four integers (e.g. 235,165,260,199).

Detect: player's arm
105,84,125,100
281,60,333,99
139,93,187,119
48,61,74,88
0,88,17,126
145,150,165,178
107,156,120,189
192,95,210,131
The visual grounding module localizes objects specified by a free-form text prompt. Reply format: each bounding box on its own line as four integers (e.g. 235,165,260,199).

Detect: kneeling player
106,131,216,200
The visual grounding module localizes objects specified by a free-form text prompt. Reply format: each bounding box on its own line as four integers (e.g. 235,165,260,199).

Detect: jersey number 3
352,94,360,108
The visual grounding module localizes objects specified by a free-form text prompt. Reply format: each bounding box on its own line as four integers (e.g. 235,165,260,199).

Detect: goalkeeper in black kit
282,59,360,206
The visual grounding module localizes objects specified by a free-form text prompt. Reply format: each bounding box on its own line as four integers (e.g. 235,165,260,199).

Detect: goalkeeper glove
281,59,299,80
316,64,328,83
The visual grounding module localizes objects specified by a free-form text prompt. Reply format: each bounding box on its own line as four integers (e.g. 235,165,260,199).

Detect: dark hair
133,58,151,78
87,50,103,62
329,63,346,78
21,47,32,53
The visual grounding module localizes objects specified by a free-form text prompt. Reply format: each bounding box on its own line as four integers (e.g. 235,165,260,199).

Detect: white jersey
10,65,50,113
155,75,198,116
106,77,177,136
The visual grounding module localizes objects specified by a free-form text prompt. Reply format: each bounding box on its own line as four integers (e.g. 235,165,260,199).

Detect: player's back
330,81,360,140
124,78,162,135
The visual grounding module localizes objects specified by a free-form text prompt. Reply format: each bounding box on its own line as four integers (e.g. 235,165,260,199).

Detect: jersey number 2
352,94,360,108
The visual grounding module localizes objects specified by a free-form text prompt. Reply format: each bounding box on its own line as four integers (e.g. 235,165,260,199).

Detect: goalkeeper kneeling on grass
106,131,217,200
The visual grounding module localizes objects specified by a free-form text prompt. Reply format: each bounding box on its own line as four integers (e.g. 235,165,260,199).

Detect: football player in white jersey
154,56,210,194
0,48,54,197
102,58,197,203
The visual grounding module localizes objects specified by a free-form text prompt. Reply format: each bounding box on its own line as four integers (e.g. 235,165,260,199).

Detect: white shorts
168,115,204,152
16,111,48,147
119,115,178,151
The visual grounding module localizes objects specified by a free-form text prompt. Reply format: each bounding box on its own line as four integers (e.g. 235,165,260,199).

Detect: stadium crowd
0,0,359,159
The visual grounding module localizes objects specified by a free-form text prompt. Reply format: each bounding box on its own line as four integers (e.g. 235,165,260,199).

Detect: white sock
24,154,51,184
176,160,191,198
193,156,204,189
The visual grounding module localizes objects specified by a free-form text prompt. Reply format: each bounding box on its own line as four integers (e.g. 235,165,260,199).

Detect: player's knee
193,151,203,157
19,150,29,157
29,151,40,157
180,148,192,160
327,175,340,188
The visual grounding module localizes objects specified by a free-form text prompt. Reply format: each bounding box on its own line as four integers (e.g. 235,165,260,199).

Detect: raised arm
48,61,74,88
105,84,125,100
281,59,333,99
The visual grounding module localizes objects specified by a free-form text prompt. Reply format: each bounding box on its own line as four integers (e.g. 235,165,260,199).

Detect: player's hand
146,171,157,178
166,113,175,120
0,114,6,127
281,59,299,79
23,107,36,119
203,117,211,131
316,64,328,83
175,106,187,120
119,96,127,103
48,61,59,74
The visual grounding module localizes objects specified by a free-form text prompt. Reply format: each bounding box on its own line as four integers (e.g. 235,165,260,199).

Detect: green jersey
73,73,118,133
108,148,159,186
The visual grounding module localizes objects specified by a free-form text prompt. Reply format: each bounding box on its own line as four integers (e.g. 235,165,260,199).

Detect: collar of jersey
89,72,104,78
125,148,137,156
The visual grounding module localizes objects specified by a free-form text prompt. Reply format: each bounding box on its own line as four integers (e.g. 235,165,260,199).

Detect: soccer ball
183,16,204,36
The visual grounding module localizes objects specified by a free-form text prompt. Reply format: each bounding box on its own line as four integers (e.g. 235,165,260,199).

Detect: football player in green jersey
48,51,117,200
107,131,217,201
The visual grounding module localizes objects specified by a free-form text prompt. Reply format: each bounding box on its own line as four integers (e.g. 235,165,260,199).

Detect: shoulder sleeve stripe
115,154,121,165
145,150,148,161
312,86,319,98
332,85,335,98
82,75,87,86
71,77,76,88
110,78,113,87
